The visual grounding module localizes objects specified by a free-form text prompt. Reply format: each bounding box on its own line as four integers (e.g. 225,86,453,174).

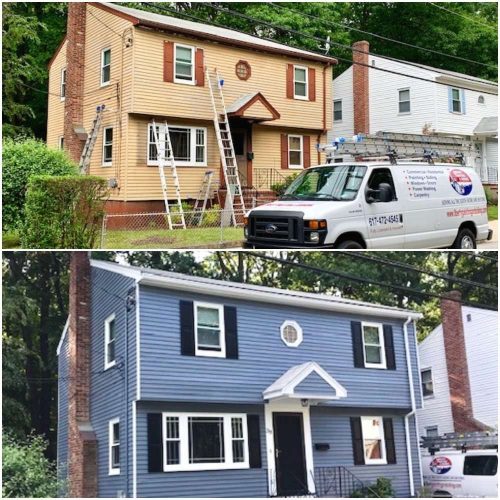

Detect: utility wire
429,3,497,31
141,2,498,96
270,2,498,71
337,252,498,292
239,252,497,311
19,80,119,100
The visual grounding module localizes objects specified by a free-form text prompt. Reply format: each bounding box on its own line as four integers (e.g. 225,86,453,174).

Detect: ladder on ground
151,119,186,230
318,131,473,165
79,105,106,174
192,170,214,226
206,68,246,226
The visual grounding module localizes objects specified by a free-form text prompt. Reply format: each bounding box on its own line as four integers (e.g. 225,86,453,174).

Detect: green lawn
487,205,498,221
2,231,21,249
103,226,244,249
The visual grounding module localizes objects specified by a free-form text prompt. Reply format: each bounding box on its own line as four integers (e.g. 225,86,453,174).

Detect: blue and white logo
450,169,473,196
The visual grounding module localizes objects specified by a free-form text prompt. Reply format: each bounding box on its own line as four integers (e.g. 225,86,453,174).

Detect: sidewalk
478,220,497,249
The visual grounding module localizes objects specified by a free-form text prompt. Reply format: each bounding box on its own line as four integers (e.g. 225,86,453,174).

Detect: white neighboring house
330,41,498,188
417,295,498,438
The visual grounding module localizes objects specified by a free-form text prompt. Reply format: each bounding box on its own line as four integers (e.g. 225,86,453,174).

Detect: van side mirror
365,183,394,203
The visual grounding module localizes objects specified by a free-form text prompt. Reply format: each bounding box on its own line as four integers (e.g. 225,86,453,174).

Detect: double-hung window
174,43,194,84
194,302,225,358
102,127,113,166
147,124,207,166
60,68,66,101
333,99,343,121
163,413,248,471
451,87,462,113
288,135,304,169
362,322,386,369
109,418,120,475
104,313,117,370
361,416,386,465
293,66,308,100
398,88,410,113
101,48,111,86
421,368,434,397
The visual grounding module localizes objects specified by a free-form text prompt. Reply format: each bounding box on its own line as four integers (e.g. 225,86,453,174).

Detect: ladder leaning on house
192,170,214,226
151,119,186,230
79,104,106,174
206,68,246,226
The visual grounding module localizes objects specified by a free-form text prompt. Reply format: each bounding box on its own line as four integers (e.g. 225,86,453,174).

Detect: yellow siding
132,28,333,132
46,39,67,149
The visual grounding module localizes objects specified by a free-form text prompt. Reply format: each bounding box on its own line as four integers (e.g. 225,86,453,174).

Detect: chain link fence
100,209,245,249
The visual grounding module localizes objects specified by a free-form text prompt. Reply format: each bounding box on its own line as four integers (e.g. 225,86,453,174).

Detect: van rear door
462,454,498,497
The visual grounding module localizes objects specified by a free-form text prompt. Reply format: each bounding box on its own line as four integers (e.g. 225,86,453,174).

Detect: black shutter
383,325,396,370
147,413,163,472
351,321,364,368
383,418,397,464
180,300,195,356
350,417,365,465
247,415,262,468
224,306,239,359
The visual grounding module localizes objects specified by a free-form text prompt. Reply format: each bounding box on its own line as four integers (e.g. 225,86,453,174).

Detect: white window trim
421,367,434,399
361,322,386,369
293,65,309,100
333,99,343,122
194,301,226,358
162,412,249,472
147,124,207,167
101,48,111,87
174,43,195,85
398,87,411,114
451,87,462,114
280,320,303,347
102,126,113,167
60,67,66,101
361,416,387,465
288,134,304,169
109,417,120,475
104,313,117,370
58,136,64,150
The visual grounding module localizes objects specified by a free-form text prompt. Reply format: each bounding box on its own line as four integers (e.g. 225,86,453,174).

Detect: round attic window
280,320,303,347
235,60,251,81
478,95,485,104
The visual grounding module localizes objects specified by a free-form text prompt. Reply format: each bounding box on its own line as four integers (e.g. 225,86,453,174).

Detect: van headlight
309,232,320,243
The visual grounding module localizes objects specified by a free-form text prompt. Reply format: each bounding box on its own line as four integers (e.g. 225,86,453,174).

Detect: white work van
421,449,498,497
244,162,492,249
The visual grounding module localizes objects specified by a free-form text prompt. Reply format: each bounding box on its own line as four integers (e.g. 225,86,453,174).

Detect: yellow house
47,2,335,214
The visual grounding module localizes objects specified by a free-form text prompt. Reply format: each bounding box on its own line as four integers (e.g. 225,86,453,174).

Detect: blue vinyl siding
139,286,419,409
89,268,137,498
56,335,69,495
294,372,339,397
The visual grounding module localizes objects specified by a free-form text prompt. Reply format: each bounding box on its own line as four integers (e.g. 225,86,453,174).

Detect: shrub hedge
2,138,77,231
22,175,108,249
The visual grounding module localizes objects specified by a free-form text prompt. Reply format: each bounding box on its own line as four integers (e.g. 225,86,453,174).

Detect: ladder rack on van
317,132,473,166
421,431,498,455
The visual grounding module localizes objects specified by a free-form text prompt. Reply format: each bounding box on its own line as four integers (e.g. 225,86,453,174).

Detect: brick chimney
352,40,370,134
64,3,87,164
440,291,487,432
68,252,98,497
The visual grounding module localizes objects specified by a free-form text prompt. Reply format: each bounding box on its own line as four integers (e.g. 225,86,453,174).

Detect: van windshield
282,165,367,201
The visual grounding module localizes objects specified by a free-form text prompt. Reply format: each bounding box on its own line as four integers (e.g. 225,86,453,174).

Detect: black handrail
312,466,380,498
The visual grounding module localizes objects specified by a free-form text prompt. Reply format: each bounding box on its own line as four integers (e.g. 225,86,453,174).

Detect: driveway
478,220,497,249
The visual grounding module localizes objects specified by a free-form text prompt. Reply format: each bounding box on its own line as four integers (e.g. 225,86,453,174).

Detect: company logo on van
449,169,473,196
429,456,452,475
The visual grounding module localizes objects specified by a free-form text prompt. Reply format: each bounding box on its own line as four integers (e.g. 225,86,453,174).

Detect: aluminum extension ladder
79,104,105,174
151,119,186,230
206,68,246,226
192,170,214,226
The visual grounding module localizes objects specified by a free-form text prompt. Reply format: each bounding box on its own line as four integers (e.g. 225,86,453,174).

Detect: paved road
478,220,497,249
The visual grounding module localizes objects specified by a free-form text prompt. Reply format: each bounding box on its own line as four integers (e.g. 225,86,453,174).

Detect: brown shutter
303,136,311,168
286,64,294,99
281,134,289,169
163,41,174,83
308,67,316,101
195,48,204,87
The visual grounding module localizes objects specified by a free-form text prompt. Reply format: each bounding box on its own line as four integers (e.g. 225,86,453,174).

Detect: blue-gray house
58,254,424,498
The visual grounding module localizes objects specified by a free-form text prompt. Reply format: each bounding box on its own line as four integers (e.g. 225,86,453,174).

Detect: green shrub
2,138,77,232
21,175,108,249
271,173,299,196
351,477,395,498
2,231,21,249
484,186,498,205
2,433,60,498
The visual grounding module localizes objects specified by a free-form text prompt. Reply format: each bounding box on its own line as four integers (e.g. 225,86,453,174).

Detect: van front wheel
335,240,364,249
452,228,476,249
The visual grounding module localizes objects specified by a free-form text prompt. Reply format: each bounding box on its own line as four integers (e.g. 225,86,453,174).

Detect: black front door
273,412,308,496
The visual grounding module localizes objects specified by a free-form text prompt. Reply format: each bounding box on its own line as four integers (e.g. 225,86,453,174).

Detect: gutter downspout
317,62,331,164
403,315,416,497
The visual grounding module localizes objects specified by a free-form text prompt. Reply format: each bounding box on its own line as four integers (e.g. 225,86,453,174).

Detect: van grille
248,212,303,243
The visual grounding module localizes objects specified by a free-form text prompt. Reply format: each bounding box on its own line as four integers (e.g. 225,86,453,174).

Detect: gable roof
474,116,498,135
94,2,336,64
226,92,280,121
90,259,422,320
